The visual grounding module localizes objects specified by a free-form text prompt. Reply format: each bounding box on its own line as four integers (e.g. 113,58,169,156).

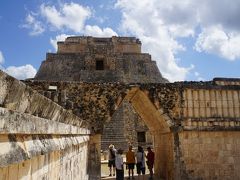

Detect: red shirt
146,151,154,165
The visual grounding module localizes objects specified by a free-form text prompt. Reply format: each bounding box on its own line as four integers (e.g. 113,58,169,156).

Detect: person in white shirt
136,146,146,179
115,149,124,180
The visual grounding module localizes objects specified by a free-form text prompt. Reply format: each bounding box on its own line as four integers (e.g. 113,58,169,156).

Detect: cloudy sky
0,0,240,82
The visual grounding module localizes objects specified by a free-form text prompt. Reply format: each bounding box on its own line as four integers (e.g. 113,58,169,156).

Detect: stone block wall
183,88,240,119
0,143,89,180
0,70,93,180
35,36,167,83
24,77,240,179
25,81,152,151
58,36,141,54
179,131,240,180
154,132,174,180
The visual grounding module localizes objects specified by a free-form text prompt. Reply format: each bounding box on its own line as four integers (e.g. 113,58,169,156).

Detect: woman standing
115,149,124,180
136,146,146,179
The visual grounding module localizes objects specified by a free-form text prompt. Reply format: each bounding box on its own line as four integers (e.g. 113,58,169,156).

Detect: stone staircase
101,104,129,151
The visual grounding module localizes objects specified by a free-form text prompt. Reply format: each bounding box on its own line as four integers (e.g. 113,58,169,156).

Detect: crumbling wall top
57,36,142,54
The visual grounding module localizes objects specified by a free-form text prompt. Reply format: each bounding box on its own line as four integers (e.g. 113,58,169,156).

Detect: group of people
108,144,155,180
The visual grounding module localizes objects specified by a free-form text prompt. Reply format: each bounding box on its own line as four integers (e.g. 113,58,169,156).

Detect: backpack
110,149,115,159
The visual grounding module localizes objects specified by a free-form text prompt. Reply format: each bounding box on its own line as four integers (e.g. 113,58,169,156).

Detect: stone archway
123,87,175,179
25,81,178,179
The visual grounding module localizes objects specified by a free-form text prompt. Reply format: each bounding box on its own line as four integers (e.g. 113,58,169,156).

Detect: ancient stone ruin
34,36,168,150
0,36,240,180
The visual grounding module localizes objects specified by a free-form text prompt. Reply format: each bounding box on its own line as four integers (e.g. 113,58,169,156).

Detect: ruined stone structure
35,36,168,150
35,36,166,83
0,71,92,179
1,36,240,180
24,76,240,180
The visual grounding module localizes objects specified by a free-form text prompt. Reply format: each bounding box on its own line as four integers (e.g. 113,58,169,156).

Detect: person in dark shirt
146,147,155,179
108,144,116,176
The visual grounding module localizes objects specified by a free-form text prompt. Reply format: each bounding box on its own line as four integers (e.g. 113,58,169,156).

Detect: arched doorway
100,87,175,179
124,87,174,179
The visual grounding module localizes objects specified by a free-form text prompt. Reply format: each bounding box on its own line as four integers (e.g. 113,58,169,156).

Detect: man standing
108,144,116,176
126,145,135,179
146,147,155,179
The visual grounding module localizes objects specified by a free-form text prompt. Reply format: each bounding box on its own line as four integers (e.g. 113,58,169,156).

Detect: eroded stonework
35,36,168,83
33,36,168,150
1,36,240,180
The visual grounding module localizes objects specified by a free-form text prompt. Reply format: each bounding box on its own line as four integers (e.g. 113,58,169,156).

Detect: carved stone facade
34,36,167,150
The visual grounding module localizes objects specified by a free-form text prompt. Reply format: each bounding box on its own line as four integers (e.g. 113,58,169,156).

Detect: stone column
88,134,101,180
153,130,175,180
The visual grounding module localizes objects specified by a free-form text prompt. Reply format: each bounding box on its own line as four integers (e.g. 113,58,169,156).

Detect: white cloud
4,64,37,80
50,26,118,51
0,51,36,80
195,26,240,60
0,51,4,64
50,34,73,51
194,71,204,81
40,3,91,32
115,0,192,81
22,14,45,36
84,25,117,37
115,0,240,81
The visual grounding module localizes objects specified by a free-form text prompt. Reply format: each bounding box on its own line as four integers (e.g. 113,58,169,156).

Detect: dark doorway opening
96,59,104,70
137,131,146,143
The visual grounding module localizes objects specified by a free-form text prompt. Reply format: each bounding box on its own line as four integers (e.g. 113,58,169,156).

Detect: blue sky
0,0,240,82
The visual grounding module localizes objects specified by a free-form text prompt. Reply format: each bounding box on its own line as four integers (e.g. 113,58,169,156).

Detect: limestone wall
57,36,141,54
0,70,92,180
24,81,127,133
154,132,174,180
0,137,89,180
24,78,240,179
179,131,240,180
183,88,240,119
35,36,167,83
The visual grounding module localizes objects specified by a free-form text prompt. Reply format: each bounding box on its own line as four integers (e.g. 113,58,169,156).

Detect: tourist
115,149,124,180
136,146,146,179
126,145,136,179
146,147,155,180
108,144,116,176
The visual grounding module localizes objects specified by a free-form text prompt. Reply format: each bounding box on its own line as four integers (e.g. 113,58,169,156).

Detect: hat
109,144,114,149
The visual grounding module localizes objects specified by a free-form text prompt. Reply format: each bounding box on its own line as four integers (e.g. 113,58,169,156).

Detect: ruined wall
57,36,141,54
24,80,127,133
123,101,150,148
25,81,152,151
25,76,240,179
140,79,240,179
35,36,167,83
101,102,129,150
0,70,92,180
